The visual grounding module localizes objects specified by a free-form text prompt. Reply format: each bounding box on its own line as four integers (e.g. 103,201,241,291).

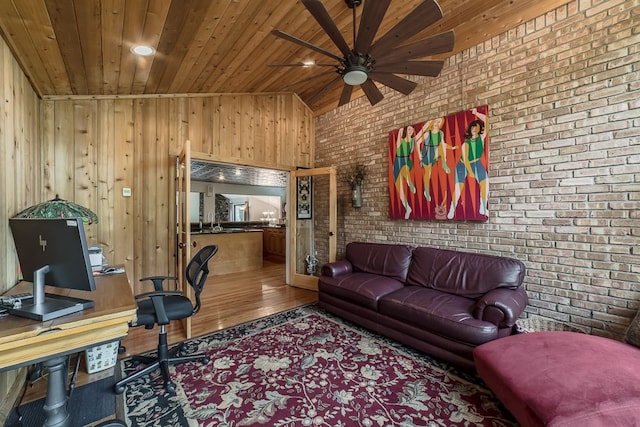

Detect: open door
176,140,193,338
289,167,337,290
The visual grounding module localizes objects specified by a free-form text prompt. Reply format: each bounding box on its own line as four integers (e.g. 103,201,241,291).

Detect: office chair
114,245,218,394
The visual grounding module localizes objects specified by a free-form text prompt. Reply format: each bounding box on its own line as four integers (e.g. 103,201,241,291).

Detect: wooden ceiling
0,0,571,114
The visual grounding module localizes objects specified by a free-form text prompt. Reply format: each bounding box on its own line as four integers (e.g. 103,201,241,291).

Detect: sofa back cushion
406,247,526,298
346,242,414,282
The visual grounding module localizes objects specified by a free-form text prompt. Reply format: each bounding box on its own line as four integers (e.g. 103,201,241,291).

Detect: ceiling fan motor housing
341,52,374,85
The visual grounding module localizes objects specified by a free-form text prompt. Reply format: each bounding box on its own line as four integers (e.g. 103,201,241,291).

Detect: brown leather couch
318,242,528,369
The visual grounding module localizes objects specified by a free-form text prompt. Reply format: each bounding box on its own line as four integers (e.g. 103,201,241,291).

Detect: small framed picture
296,176,312,219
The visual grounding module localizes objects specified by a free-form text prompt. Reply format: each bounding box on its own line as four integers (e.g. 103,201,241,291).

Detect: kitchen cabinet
262,227,286,262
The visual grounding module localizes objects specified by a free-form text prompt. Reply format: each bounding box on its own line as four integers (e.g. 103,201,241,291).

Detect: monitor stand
8,265,84,321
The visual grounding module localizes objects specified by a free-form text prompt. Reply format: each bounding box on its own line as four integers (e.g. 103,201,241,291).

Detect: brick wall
314,0,640,338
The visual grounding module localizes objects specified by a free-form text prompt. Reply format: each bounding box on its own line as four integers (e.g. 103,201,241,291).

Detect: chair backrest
185,245,218,314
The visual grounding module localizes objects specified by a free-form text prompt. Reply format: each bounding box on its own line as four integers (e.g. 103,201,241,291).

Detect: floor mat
4,376,115,427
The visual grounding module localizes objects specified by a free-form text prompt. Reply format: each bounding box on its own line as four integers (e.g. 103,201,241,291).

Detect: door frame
288,167,337,290
176,140,193,338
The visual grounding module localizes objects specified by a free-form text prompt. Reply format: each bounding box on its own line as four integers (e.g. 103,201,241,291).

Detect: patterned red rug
118,305,516,426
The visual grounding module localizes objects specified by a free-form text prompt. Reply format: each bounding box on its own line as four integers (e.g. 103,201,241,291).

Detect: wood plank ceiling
0,0,571,114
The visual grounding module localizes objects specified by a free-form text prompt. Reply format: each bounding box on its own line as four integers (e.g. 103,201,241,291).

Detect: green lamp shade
14,194,98,224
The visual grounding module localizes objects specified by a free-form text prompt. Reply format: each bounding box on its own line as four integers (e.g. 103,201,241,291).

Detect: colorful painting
388,105,489,221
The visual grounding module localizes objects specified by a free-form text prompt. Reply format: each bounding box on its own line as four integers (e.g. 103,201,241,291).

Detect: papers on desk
93,266,125,276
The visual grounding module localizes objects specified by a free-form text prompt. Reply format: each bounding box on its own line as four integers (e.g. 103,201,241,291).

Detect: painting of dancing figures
388,105,489,221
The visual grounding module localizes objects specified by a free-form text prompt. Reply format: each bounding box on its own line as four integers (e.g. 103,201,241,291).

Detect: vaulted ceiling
0,0,571,114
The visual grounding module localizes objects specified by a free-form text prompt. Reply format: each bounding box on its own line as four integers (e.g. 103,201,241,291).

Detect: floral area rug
119,305,516,426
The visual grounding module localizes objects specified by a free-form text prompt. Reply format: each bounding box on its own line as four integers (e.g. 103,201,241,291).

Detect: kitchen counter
191,229,263,275
192,228,263,235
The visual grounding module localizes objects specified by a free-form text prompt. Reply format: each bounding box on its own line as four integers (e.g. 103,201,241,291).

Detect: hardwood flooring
10,260,317,423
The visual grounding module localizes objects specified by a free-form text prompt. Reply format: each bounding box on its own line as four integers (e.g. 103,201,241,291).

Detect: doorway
189,159,289,271
288,167,337,290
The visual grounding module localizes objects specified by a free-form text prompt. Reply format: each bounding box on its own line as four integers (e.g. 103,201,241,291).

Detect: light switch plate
122,187,132,197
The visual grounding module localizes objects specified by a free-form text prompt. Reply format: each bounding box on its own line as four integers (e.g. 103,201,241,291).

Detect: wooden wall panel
96,99,115,262
0,36,41,417
1,86,311,409
112,99,135,276
51,101,75,200
39,93,313,295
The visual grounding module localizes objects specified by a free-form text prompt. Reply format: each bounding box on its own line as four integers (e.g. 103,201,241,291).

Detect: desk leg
42,356,70,427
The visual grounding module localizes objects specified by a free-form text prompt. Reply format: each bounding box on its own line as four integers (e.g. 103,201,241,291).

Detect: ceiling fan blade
355,0,391,54
374,60,445,77
307,75,343,106
368,72,417,95
271,29,343,62
374,31,454,65
268,63,336,67
281,70,338,90
361,79,384,105
370,0,443,57
338,84,354,107
301,0,351,56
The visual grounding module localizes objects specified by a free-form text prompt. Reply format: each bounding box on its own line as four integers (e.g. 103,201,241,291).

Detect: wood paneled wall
0,35,42,416
1,64,313,412
1,88,313,411
40,94,314,291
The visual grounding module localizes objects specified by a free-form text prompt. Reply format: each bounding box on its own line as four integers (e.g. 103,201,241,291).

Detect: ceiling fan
270,0,455,107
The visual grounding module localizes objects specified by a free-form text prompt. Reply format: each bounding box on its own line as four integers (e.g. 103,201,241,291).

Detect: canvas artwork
388,105,489,221
296,176,312,219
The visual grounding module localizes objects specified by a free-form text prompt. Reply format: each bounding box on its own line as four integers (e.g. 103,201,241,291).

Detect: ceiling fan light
131,45,155,56
343,69,368,86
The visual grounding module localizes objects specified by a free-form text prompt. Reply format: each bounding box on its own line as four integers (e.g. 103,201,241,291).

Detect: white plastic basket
85,341,119,373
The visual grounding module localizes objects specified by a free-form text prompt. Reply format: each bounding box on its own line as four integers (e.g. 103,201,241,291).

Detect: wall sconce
352,185,363,208
346,164,366,209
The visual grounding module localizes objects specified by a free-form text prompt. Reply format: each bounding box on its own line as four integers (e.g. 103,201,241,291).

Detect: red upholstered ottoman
473,331,640,427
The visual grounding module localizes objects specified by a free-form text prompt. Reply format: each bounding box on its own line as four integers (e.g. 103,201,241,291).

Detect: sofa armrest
473,287,528,328
321,260,353,277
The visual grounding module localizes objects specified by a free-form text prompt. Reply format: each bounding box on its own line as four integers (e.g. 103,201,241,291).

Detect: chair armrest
320,261,353,277
140,275,177,291
473,287,528,328
135,290,182,300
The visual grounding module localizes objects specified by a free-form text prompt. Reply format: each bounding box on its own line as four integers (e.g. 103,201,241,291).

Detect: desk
0,272,137,427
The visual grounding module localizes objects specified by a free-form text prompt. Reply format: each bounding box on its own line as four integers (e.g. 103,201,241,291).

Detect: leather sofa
318,242,528,369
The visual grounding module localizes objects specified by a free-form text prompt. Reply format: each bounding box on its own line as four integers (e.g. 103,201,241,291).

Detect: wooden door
289,167,337,290
176,140,193,338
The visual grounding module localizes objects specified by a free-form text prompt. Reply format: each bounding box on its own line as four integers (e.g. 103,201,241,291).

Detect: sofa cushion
474,332,640,427
318,272,405,311
379,286,498,345
346,242,413,282
406,247,526,298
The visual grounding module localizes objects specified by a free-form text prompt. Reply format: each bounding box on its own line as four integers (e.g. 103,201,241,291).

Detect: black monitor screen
9,217,96,292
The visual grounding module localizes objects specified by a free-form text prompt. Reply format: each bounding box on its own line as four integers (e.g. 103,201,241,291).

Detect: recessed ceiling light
131,45,155,56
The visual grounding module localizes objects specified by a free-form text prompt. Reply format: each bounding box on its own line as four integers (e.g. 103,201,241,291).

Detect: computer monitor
8,217,96,321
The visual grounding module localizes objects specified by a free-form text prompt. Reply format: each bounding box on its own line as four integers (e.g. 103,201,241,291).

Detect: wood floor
11,260,318,422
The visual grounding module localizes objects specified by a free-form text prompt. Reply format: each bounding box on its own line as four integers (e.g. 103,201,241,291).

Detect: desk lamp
14,194,98,224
